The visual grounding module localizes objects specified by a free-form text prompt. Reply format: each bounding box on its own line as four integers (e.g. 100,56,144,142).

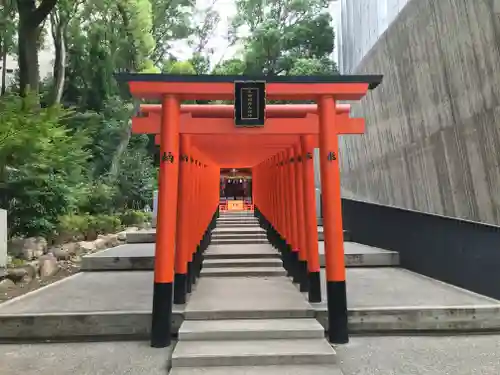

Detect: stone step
126,230,155,243
217,217,258,220
211,238,269,245
218,213,257,217
171,339,336,367
204,250,280,260
178,318,325,341
200,267,286,277
318,229,351,242
212,233,267,240
217,221,259,225
203,258,283,268
170,365,342,375
213,228,266,235
217,223,261,228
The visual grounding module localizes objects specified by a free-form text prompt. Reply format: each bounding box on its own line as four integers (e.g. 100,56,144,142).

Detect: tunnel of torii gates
116,73,382,349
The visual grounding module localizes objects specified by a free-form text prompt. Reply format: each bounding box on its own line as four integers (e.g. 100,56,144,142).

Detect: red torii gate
116,74,382,349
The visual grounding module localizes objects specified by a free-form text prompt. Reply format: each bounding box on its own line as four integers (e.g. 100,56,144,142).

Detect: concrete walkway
169,213,339,374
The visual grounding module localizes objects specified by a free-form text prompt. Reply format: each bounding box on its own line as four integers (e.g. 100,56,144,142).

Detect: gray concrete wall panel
338,0,500,225
337,0,411,73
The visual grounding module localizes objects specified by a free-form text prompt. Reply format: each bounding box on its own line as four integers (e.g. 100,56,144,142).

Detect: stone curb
2,305,500,341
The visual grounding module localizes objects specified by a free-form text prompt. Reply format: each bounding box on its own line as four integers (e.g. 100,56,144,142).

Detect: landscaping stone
6,267,28,283
77,241,97,253
39,254,59,278
0,278,15,292
8,236,48,260
51,247,72,261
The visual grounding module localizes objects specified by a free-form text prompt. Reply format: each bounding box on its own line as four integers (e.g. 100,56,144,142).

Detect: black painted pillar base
186,261,194,293
299,260,309,292
173,273,187,305
308,271,322,303
283,244,294,277
327,280,349,344
194,245,203,278
290,251,301,284
150,282,173,348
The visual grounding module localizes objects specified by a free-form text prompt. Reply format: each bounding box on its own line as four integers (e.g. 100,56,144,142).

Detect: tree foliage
0,0,338,241
232,0,337,75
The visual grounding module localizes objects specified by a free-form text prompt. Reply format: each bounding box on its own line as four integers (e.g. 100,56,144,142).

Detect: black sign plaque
234,81,266,127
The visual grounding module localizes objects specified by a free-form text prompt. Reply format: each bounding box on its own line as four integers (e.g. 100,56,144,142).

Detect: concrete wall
0,209,6,273
337,0,411,73
339,0,500,225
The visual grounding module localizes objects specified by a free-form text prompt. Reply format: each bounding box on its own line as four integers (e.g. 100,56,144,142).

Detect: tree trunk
16,0,59,97
18,22,39,95
107,3,137,180
50,17,65,105
1,35,6,95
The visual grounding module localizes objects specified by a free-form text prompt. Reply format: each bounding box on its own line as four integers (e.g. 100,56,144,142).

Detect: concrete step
126,230,155,243
211,238,269,245
214,228,266,235
178,318,325,341
217,223,261,228
219,213,255,217
200,267,286,277
170,365,342,375
217,221,259,225
203,258,283,268
217,217,258,221
318,229,351,242
204,249,280,260
172,339,336,367
212,233,267,240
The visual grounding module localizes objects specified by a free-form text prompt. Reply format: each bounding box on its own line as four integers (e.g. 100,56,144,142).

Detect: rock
77,241,96,253
24,262,39,280
93,238,108,250
6,267,28,283
0,278,16,291
62,242,83,256
117,231,127,241
98,234,120,248
50,247,71,261
108,234,120,247
38,254,59,278
8,237,48,260
126,226,139,233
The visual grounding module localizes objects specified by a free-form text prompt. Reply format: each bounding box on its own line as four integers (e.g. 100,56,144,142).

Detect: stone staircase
170,211,338,375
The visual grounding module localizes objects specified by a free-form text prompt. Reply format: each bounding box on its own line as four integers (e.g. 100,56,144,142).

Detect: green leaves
0,93,91,237
231,0,337,76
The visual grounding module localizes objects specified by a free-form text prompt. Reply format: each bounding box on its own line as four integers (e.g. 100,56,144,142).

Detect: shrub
0,93,90,239
83,182,118,215
91,214,122,237
56,213,121,242
120,210,148,226
56,214,90,243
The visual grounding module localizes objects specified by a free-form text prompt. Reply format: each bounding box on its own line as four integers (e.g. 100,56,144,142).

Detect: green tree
212,58,246,75
232,0,337,75
0,94,90,237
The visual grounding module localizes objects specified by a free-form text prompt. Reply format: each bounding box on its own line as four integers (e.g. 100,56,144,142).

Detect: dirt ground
0,262,81,304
